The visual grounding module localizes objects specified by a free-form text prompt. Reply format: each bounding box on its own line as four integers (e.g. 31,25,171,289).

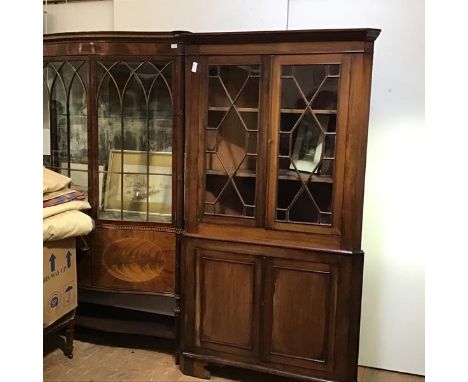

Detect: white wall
43,0,114,34
113,0,287,32
42,0,425,375
288,0,424,375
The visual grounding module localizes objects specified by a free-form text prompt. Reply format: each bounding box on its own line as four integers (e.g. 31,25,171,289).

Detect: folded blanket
43,200,91,219
43,167,71,194
43,210,94,242
43,190,85,208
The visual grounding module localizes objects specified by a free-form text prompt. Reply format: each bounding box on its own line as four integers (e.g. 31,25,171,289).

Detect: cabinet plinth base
180,352,353,382
180,354,211,379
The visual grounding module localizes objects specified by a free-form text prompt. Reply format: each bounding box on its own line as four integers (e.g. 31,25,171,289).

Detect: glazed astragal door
95,59,175,223
199,56,265,226
43,59,89,196
267,55,351,235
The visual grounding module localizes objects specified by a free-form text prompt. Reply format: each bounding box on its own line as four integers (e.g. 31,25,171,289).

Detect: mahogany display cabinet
43,32,186,335
43,28,380,382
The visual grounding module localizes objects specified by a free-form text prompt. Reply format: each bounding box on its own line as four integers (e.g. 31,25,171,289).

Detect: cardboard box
43,238,77,328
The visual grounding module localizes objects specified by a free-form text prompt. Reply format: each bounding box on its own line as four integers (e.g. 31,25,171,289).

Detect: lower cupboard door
194,249,262,357
264,258,338,372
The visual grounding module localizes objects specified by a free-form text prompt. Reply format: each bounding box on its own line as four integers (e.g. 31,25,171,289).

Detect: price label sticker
191,62,198,73
171,43,178,49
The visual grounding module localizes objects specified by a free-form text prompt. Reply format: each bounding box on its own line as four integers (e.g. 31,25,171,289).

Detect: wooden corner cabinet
180,29,380,382
44,28,380,382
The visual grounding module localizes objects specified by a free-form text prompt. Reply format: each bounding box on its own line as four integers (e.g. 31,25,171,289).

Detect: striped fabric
43,191,85,208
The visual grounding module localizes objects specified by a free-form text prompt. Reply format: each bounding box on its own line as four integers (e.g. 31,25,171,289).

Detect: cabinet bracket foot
180,354,211,379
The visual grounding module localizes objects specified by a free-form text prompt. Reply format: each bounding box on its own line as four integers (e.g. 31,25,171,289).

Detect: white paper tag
171,43,178,49
191,62,198,73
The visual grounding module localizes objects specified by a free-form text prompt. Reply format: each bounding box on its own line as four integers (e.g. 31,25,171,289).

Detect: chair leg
64,318,75,359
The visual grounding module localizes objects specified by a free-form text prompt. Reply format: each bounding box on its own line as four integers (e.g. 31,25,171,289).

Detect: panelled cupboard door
193,249,262,357
263,258,338,372
266,54,351,236
196,56,268,227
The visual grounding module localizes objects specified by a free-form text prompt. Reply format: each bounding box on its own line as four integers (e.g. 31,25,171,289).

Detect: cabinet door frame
195,55,269,228
266,54,351,236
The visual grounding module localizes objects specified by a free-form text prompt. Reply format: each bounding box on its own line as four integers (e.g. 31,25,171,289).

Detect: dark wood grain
268,260,334,367
182,237,363,381
173,52,186,363
186,41,370,57
44,31,187,42
44,29,380,48
340,53,375,250
186,224,342,250
184,28,381,44
180,355,211,379
44,42,184,57
256,55,272,228
180,30,379,382
197,251,261,356
183,54,203,233
76,236,92,287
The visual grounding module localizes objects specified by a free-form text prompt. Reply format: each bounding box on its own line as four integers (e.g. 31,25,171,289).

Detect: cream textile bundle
43,167,94,241
43,167,71,194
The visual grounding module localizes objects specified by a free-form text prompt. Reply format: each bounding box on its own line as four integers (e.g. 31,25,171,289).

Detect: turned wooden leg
180,355,210,379
64,319,75,359
174,306,180,365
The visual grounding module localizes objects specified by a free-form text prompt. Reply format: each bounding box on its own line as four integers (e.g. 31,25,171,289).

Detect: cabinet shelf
280,108,337,114
208,106,259,113
97,115,171,119
206,168,333,183
277,169,333,183
206,169,256,178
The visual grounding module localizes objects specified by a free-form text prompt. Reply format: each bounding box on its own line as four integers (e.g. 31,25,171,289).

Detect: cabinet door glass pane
204,64,260,218
276,64,340,226
43,61,88,196
97,60,173,222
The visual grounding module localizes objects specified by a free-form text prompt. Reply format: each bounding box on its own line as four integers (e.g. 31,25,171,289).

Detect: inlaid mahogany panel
91,227,175,293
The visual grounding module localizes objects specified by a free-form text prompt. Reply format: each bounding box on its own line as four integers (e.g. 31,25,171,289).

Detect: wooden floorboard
43,328,425,381
358,367,424,382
